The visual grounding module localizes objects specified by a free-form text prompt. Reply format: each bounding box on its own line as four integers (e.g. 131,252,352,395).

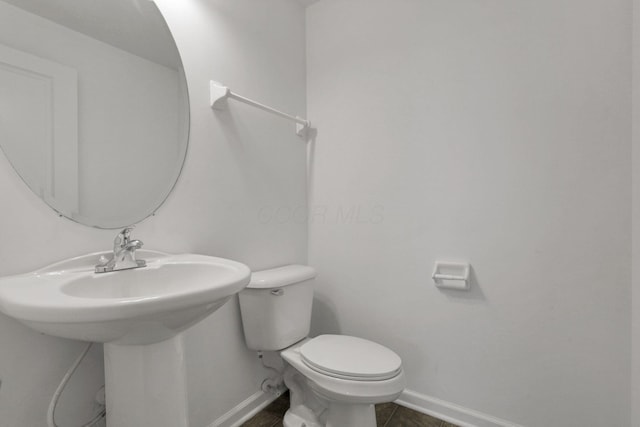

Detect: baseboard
396,390,524,427
208,390,279,427
208,387,521,427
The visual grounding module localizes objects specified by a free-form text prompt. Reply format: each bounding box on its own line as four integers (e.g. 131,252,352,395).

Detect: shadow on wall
309,267,486,339
436,266,487,304
212,105,267,191
310,294,341,337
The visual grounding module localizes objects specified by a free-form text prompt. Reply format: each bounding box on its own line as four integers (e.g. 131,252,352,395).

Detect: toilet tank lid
248,265,317,289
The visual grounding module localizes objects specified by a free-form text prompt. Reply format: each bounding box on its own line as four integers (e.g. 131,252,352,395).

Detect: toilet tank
239,265,316,351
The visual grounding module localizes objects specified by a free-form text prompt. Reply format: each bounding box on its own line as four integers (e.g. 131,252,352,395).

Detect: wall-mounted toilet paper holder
432,261,471,290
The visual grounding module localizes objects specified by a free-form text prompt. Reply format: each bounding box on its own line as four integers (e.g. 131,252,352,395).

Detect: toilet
238,265,406,427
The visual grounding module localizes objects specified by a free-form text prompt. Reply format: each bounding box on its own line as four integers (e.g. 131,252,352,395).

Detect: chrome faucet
95,227,147,273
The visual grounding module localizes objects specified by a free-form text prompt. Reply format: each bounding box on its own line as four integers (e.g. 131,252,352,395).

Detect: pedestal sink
0,250,251,427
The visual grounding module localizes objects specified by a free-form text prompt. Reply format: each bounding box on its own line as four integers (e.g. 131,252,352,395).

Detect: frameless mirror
0,0,189,228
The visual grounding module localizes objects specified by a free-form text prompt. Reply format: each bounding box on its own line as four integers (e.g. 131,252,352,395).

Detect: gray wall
307,0,631,425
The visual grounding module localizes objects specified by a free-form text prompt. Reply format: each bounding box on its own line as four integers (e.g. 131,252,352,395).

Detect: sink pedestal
104,335,189,427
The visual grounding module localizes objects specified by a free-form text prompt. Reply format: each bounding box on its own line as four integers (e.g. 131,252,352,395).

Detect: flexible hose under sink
47,343,106,427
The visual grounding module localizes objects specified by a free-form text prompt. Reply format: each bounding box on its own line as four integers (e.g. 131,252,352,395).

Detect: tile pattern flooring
241,392,459,427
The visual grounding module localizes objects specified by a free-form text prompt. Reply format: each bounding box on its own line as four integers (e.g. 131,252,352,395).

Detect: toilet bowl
238,265,406,427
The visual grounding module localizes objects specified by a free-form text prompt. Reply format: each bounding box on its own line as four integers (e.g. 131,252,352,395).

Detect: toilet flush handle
270,289,284,296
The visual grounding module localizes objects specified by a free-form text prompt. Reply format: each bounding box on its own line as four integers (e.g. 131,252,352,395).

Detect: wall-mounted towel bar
210,81,310,137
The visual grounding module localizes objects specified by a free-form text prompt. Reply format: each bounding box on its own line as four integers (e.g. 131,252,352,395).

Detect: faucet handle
121,227,133,240
114,226,134,248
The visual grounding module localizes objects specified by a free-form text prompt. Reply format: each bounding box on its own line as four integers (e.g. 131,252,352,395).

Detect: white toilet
238,265,406,427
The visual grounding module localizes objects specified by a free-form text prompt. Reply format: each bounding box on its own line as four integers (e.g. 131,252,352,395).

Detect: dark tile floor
241,392,458,427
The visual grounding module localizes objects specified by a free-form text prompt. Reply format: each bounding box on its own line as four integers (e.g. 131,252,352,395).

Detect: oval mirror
0,0,188,228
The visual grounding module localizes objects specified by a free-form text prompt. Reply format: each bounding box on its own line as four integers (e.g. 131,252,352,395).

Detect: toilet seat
281,337,406,405
300,335,402,381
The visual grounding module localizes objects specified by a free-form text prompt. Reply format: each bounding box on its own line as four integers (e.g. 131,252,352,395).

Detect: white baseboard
208,390,279,427
208,387,522,427
396,390,524,427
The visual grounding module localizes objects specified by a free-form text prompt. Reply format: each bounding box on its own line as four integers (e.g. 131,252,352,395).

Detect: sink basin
0,249,251,427
0,250,251,344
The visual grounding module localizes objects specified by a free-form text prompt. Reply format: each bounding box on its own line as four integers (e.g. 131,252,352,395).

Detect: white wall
0,1,184,228
633,0,640,424
307,1,632,426
0,0,307,426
